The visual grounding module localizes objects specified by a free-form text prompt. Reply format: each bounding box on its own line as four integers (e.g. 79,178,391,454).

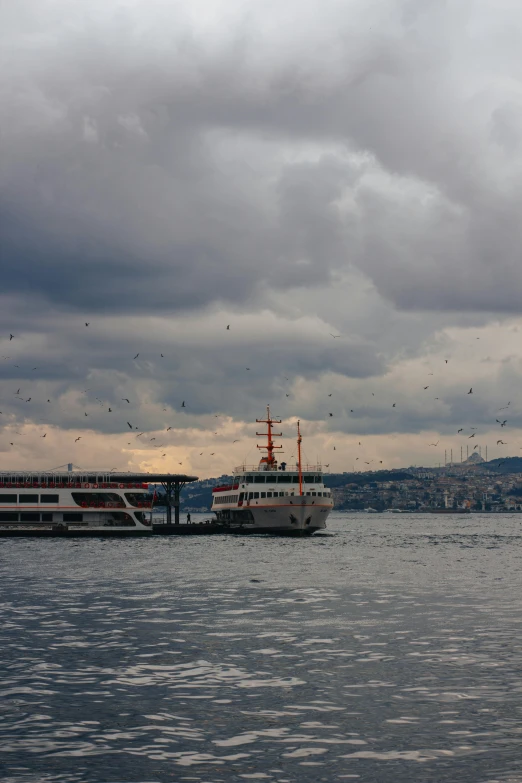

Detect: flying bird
497,440,506,445
181,401,186,407
122,398,130,403
429,441,439,446
233,439,240,443
468,388,473,394
166,426,172,431
84,412,88,416
41,433,46,438
468,433,476,438
25,398,31,402
108,408,112,412
127,422,133,429
160,354,164,357
15,389,20,395
329,413,333,417
210,452,215,456
392,403,396,407
496,419,507,427
458,428,463,433
424,386,429,390
133,353,139,360
226,325,230,330
246,367,250,371
329,333,341,338
85,323,89,327
75,437,81,442
9,334,14,340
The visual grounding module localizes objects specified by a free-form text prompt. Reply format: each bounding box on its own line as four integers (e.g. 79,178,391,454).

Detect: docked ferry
0,471,195,536
211,407,333,535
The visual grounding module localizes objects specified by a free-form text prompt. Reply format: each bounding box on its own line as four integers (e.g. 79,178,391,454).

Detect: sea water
1,511,522,782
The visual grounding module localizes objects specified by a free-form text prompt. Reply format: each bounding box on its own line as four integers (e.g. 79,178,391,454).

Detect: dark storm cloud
3,0,522,317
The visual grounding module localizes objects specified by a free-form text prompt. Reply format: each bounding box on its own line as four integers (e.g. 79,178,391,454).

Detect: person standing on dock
186,512,191,523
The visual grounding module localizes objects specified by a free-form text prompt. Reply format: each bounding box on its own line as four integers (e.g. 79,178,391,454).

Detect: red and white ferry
211,407,333,535
0,471,192,535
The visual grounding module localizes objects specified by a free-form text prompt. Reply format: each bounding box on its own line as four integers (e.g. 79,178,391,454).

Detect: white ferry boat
211,407,333,535
0,471,196,536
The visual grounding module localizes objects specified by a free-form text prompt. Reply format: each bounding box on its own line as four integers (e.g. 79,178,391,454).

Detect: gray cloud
2,0,522,471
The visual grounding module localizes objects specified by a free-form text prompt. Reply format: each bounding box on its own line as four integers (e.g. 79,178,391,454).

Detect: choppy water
1,511,522,783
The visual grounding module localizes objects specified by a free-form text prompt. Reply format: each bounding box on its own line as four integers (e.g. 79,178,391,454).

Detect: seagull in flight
468,388,473,394
329,333,341,338
9,334,14,340
424,386,429,390
122,398,130,403
497,440,506,445
468,433,476,438
496,419,507,427
166,426,173,431
181,401,186,407
133,353,139,360
429,441,439,446
458,428,463,433
85,322,89,327
226,325,230,330
127,421,133,429
75,437,81,442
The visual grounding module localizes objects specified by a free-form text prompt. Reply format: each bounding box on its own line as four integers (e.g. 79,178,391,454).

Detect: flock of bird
0,325,519,472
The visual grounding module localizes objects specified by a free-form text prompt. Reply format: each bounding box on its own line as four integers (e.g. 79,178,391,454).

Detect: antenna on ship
256,405,283,469
297,420,303,496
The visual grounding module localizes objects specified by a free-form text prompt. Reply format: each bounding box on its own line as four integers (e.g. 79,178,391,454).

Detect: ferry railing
233,464,322,473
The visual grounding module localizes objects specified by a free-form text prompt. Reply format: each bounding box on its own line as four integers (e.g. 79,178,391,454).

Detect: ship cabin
212,464,333,509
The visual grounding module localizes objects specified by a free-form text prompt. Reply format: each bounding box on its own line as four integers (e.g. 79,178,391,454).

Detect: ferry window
303,475,314,483
248,492,254,500
239,493,244,501
64,513,83,522
106,512,136,527
315,476,321,483
312,492,317,497
41,513,53,522
292,476,299,483
254,476,265,483
267,492,272,498
40,495,59,503
261,492,266,498
245,476,254,483
19,494,38,503
0,495,17,503
253,492,259,499
124,492,150,506
20,512,40,522
0,512,17,521
277,475,291,483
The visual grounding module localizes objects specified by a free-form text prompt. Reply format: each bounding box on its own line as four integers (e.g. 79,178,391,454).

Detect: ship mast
297,419,303,496
256,405,282,468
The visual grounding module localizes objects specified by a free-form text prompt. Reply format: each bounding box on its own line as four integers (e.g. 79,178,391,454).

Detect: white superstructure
211,408,333,535
0,471,156,534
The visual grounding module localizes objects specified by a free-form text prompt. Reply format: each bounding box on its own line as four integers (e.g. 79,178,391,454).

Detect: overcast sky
2,0,522,477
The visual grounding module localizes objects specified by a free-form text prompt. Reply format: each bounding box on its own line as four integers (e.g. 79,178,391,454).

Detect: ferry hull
215,502,331,535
